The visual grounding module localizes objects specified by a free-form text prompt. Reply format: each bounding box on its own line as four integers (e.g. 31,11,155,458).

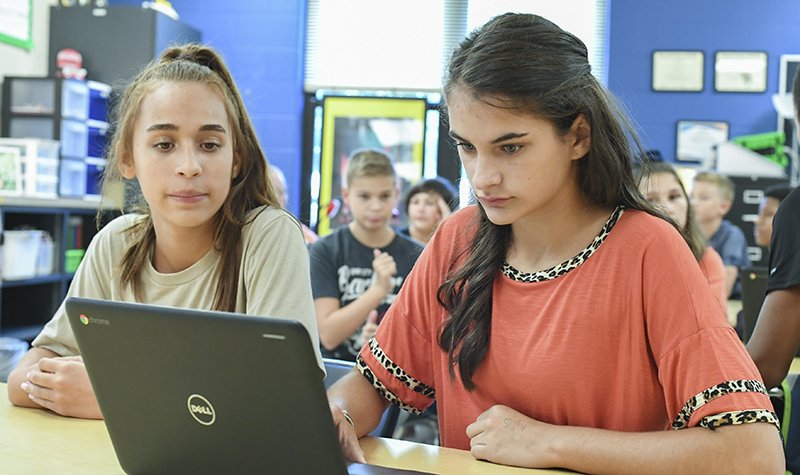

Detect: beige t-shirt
33,206,323,369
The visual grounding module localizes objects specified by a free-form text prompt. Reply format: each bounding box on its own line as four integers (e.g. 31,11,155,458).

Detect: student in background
327,13,782,473
396,177,458,245
309,149,422,361
7,44,322,419
690,171,751,298
754,183,794,249
748,65,800,390
269,165,319,245
635,162,727,308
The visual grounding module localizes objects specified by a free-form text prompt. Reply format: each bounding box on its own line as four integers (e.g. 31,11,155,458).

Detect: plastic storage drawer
60,119,89,158
60,79,89,120
59,157,87,197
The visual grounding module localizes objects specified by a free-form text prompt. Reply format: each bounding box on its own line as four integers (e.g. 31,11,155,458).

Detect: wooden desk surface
0,383,569,474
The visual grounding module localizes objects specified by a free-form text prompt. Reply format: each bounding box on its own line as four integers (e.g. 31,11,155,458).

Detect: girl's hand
466,404,556,468
360,310,379,348
371,249,397,295
436,196,452,224
330,403,366,463
20,356,103,419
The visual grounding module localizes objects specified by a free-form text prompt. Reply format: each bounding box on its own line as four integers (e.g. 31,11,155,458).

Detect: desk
0,383,569,474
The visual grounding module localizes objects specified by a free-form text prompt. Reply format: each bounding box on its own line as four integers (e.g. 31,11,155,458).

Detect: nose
469,154,500,191
176,147,202,177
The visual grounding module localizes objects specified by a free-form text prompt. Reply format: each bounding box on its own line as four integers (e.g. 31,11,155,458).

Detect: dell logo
187,394,216,426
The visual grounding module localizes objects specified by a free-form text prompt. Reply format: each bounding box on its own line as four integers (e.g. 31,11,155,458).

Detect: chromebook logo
79,314,109,326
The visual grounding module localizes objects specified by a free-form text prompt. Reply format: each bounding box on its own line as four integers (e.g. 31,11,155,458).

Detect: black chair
323,357,400,438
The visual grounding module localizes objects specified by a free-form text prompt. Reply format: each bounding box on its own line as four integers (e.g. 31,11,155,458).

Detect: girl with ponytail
9,44,322,419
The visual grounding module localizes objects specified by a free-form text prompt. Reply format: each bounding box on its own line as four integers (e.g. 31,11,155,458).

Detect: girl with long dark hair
328,13,782,473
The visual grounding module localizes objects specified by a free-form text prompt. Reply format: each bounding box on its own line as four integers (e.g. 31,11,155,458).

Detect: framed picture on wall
652,50,704,92
315,96,427,237
675,120,729,163
714,51,768,93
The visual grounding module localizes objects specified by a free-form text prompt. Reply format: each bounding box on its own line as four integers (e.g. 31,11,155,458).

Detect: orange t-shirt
358,206,775,450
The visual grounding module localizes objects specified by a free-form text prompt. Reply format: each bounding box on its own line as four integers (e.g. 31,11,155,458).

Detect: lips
170,189,205,197
479,196,510,206
169,190,207,202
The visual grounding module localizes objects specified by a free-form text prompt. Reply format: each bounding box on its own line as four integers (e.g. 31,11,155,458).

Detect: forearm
747,287,800,388
547,423,782,475
7,347,58,407
319,286,387,349
328,370,389,437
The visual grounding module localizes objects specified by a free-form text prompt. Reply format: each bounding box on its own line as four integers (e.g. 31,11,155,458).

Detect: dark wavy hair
436,13,667,389
100,44,278,312
403,177,458,214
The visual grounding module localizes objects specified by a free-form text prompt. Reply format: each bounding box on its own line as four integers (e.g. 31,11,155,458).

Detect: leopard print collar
501,206,624,283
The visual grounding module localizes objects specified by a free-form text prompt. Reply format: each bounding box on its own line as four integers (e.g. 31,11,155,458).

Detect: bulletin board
0,0,33,50
317,96,426,236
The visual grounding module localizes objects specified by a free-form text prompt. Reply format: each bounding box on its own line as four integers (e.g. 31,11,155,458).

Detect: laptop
65,297,431,475
740,266,768,343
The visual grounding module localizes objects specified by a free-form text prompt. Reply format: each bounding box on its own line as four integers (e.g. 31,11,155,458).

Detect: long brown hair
634,161,706,261
100,44,279,311
437,14,671,389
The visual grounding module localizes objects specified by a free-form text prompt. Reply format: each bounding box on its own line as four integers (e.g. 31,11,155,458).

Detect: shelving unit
0,197,118,341
1,77,111,199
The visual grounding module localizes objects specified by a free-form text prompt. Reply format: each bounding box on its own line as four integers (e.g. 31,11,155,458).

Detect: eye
455,142,475,152
501,144,521,154
200,141,221,152
154,141,173,151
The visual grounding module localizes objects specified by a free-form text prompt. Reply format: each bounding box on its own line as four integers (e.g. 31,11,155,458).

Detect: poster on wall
317,96,426,237
0,0,32,50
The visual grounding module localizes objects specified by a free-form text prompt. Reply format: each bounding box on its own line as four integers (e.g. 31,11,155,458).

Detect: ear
341,187,349,206
118,150,136,179
720,199,732,215
232,154,241,180
568,114,591,161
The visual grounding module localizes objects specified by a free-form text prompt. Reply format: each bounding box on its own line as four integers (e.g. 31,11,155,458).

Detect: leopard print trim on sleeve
699,409,780,430
671,379,770,430
354,337,436,415
502,206,624,283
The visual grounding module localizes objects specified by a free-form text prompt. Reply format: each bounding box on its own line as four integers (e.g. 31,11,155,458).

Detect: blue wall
109,1,800,203
111,0,307,215
607,0,800,162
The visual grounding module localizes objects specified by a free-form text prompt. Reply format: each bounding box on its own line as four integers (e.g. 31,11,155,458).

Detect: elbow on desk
6,370,31,408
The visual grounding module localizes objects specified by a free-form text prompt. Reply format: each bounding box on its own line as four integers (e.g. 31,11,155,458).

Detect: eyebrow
448,130,528,144
145,123,227,133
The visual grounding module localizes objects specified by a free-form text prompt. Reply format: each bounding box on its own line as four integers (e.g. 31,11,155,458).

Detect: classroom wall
8,2,799,210
0,1,51,123
607,0,800,162
110,0,307,215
